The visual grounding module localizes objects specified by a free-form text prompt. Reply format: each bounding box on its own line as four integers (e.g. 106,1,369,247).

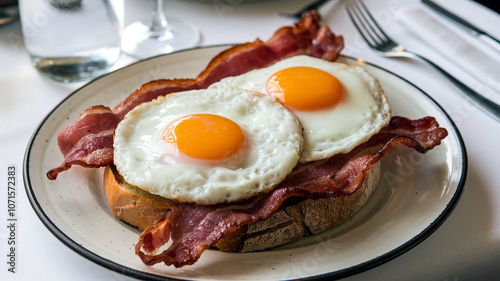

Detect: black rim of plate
23,45,468,281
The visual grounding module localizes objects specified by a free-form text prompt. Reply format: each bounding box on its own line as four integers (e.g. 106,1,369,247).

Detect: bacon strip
135,116,448,268
47,11,344,180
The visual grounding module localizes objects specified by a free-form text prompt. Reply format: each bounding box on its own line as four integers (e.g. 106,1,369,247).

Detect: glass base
121,16,200,59
30,47,121,83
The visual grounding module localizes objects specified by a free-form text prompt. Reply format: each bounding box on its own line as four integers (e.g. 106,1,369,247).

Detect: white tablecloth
1,0,499,280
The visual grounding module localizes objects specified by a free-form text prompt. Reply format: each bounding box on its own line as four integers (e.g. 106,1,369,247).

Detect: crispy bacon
47,11,344,180
135,116,448,268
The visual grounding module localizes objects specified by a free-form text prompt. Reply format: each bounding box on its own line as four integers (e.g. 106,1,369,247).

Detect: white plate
24,46,467,280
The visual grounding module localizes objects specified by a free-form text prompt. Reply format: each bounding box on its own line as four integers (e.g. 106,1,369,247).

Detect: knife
422,0,500,53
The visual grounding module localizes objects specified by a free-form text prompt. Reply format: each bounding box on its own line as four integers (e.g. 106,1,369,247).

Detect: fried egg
210,55,391,163
113,88,303,205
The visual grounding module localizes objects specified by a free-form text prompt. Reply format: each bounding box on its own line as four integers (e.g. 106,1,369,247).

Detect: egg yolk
163,113,245,160
266,67,344,111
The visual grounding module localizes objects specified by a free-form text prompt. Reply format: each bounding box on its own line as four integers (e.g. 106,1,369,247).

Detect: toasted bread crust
103,165,174,230
103,162,380,251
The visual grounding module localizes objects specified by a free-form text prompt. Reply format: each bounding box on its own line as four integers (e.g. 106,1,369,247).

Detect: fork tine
356,1,395,44
351,1,385,45
345,0,395,49
345,1,376,48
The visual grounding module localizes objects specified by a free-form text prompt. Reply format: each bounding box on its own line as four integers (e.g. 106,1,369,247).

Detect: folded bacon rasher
47,11,344,180
135,117,448,268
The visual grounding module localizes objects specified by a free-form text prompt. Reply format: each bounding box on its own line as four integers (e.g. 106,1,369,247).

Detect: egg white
209,55,392,163
113,88,303,205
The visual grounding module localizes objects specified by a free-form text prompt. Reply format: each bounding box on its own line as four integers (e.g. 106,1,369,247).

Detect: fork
279,0,332,19
345,0,500,122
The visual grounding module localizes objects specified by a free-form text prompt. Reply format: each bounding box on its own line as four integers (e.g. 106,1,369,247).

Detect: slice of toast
103,162,380,252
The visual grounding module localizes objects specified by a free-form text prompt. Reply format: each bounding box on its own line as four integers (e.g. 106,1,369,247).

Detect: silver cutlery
345,0,500,122
422,0,500,53
280,0,331,19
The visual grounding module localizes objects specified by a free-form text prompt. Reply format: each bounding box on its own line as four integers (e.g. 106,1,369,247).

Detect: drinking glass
121,0,200,59
19,0,123,83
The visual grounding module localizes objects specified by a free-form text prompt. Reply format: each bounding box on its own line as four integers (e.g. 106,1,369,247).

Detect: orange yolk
163,113,245,160
266,66,344,111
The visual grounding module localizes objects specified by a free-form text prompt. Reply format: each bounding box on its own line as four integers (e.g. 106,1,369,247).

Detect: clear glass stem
120,0,200,58
150,0,168,34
